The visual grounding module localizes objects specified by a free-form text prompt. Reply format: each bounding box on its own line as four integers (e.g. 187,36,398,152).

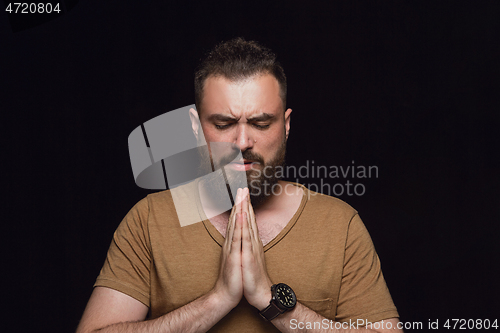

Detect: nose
234,124,254,152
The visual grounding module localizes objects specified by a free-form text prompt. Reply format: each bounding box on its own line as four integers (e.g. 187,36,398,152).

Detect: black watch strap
259,302,285,321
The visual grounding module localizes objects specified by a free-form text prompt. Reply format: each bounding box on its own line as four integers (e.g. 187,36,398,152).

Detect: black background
2,1,499,332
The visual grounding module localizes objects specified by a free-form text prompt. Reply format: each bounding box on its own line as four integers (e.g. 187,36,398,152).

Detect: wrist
258,283,297,322
208,288,239,312
247,278,273,310
253,288,273,311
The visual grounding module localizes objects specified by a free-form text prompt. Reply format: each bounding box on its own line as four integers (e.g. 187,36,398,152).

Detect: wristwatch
259,283,297,321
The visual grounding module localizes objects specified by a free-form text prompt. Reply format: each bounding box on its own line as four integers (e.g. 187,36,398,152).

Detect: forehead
200,74,283,118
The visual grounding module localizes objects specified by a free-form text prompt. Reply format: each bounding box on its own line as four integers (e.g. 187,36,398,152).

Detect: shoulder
116,189,174,233
143,181,202,228
145,189,173,210
122,190,174,220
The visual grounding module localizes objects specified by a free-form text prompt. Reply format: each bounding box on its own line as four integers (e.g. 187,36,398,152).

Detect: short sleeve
94,197,152,306
335,214,399,323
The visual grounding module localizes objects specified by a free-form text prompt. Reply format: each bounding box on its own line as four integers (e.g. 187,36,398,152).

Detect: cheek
205,129,233,143
262,127,285,146
200,124,220,142
258,130,285,157
203,129,216,141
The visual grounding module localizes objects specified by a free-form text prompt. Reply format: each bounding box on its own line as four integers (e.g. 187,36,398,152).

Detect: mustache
241,150,264,164
211,145,264,169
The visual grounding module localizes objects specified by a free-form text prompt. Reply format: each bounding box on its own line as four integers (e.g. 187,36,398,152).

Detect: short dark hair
194,37,287,113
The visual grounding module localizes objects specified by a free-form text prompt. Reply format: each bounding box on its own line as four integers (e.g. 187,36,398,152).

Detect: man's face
197,74,292,205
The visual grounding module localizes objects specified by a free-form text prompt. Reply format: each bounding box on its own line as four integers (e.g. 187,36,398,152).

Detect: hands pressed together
212,187,273,311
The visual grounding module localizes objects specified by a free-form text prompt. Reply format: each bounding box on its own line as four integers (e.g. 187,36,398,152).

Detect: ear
284,108,292,141
189,108,202,142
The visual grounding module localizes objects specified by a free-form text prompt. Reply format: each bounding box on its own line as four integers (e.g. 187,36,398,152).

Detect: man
77,38,402,332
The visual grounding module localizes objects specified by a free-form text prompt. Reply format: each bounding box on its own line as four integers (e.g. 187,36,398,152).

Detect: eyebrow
207,114,238,122
206,113,276,122
247,113,276,121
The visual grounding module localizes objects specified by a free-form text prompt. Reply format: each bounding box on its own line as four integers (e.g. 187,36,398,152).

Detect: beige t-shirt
95,182,399,332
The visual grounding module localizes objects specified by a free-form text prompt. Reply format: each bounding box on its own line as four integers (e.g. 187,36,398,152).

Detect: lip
227,160,259,171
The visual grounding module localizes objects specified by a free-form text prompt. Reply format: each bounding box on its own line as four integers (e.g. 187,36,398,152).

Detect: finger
241,187,249,215
231,188,242,222
227,189,243,249
241,212,252,255
237,188,245,214
228,188,241,227
231,212,242,254
247,190,260,243
247,187,254,220
241,188,252,237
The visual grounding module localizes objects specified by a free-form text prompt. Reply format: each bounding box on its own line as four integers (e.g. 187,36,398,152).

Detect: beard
243,139,286,206
196,137,287,208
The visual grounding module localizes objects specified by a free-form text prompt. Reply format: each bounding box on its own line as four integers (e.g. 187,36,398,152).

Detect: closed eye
214,123,232,130
253,123,270,129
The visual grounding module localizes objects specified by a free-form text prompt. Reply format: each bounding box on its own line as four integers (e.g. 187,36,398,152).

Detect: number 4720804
444,319,498,330
6,3,61,14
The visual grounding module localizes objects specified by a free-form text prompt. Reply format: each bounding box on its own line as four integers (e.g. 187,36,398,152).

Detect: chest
210,212,291,246
148,214,346,322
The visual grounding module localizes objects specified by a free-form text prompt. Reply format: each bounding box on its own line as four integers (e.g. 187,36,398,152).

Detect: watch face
274,283,297,309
